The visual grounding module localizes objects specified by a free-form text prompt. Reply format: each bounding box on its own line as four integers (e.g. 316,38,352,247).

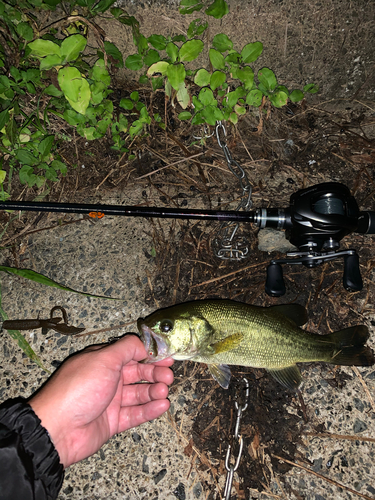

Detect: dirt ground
1,0,375,499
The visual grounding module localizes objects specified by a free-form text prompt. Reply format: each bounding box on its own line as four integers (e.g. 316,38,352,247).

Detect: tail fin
322,325,374,366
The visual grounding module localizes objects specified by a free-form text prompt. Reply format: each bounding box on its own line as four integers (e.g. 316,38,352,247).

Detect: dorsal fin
268,304,308,326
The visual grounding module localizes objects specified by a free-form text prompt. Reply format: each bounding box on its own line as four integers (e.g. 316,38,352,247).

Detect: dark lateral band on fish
137,300,374,391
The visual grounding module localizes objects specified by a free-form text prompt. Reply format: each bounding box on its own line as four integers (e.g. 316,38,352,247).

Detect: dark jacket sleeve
0,397,64,500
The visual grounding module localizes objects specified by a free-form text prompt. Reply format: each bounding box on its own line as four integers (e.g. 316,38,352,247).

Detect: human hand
29,334,174,468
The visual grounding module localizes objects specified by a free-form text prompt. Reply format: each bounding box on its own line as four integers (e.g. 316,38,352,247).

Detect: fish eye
160,319,173,333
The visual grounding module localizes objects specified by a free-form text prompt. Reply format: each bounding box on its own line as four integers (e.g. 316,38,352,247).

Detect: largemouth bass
137,300,374,390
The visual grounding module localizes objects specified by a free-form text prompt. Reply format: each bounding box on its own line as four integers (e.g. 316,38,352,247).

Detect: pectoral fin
208,363,232,389
209,333,244,354
267,365,302,391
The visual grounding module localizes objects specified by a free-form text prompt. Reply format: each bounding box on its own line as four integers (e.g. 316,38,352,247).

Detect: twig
190,261,268,288
352,366,375,413
272,454,375,500
135,152,205,180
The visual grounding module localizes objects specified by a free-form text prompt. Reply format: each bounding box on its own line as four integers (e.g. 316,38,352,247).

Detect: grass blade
0,265,120,299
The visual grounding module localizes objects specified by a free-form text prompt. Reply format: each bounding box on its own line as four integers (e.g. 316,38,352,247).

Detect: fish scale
138,299,374,390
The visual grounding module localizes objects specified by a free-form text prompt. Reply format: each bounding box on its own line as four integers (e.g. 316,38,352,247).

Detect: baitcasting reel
1,182,374,296
252,182,375,296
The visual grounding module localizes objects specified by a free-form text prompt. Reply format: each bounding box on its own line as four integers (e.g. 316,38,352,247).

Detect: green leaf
194,68,211,87
201,105,223,125
38,135,55,159
198,87,216,106
63,109,87,126
209,48,225,70
44,83,63,97
179,40,204,63
224,90,238,108
19,165,36,185
125,54,143,70
241,41,263,63
0,109,9,131
130,91,139,101
0,283,48,372
40,54,62,71
58,67,91,114
225,51,241,65
276,85,289,96
205,0,229,18
258,67,277,91
191,111,205,125
92,0,116,13
16,21,33,41
104,41,124,68
234,104,246,115
15,149,39,166
228,112,238,124
172,35,186,43
210,70,226,91
10,67,21,82
143,49,160,66
147,61,169,76
60,34,87,63
44,166,58,181
176,82,190,109
303,83,319,94
92,58,111,85
0,170,6,183
120,98,133,110
28,39,61,58
166,43,178,63
269,90,288,108
289,89,304,102
178,111,192,120
51,159,67,175
187,19,208,38
147,34,167,50
166,63,186,91
0,266,121,299
192,95,204,111
58,66,81,101
236,66,254,90
179,0,204,15
212,33,233,52
246,89,263,106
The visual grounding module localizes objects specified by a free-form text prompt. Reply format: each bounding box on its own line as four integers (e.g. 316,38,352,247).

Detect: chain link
213,121,253,260
223,378,250,500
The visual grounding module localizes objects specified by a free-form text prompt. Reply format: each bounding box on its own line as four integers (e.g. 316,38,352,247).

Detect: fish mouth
138,322,170,362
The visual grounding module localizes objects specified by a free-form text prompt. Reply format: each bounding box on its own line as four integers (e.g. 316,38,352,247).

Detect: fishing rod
1,182,374,296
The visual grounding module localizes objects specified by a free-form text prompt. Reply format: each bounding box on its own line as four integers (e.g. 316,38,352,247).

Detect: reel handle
343,253,363,291
265,262,286,297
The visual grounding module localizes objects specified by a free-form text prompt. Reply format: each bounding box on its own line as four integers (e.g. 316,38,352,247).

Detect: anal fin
267,365,302,391
208,363,232,389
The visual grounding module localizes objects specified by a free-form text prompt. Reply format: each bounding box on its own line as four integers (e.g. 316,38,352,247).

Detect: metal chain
223,378,250,500
213,121,253,260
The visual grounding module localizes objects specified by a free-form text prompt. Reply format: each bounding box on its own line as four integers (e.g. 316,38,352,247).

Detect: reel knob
343,253,363,292
265,262,286,297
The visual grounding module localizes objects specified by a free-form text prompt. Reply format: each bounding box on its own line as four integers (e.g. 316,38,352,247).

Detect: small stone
131,432,141,443
173,483,186,500
142,455,149,474
353,419,367,433
153,468,167,484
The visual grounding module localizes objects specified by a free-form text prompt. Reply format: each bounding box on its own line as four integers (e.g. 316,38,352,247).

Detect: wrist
29,395,71,468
